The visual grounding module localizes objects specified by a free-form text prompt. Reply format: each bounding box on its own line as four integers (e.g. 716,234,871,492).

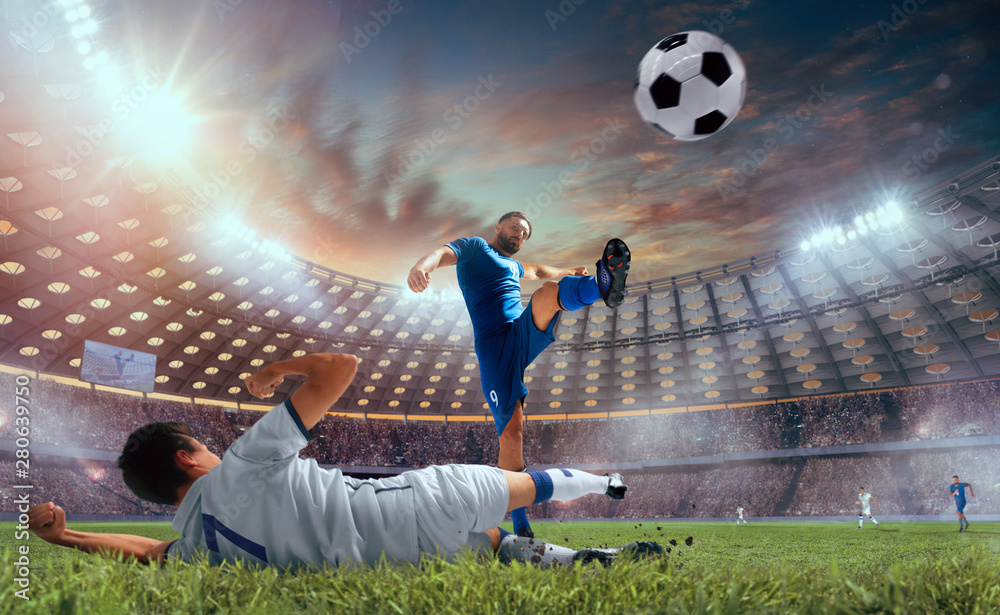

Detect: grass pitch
2,520,999,614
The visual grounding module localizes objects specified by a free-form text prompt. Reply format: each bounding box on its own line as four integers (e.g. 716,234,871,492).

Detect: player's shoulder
451,236,488,248
448,236,488,259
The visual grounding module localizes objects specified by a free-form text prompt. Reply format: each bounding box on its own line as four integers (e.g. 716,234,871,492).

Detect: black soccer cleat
595,238,631,309
604,472,627,500
572,541,664,567
515,527,535,539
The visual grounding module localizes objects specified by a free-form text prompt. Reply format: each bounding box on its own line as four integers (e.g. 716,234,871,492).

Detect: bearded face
494,218,530,255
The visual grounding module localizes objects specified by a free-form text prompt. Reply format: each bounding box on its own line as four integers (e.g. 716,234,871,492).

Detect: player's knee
538,281,560,304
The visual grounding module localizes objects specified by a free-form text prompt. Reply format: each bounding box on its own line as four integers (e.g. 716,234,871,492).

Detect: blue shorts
475,299,559,437
956,499,967,513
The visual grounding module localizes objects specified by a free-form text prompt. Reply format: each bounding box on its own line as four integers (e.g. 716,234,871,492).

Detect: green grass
2,520,999,614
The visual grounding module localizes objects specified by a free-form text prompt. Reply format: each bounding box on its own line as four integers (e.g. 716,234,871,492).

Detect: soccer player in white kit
736,505,747,526
27,353,659,568
855,487,880,529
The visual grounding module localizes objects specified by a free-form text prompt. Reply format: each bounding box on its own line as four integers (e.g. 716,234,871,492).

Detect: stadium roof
4,5,1000,418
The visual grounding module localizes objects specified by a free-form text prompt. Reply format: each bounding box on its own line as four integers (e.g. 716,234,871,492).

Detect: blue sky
132,0,1000,287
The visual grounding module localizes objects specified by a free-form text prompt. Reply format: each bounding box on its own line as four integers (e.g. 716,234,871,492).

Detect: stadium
2,0,1000,613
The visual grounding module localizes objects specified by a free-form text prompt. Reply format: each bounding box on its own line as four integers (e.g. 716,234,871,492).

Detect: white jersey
859,492,873,513
736,507,744,518
166,399,420,568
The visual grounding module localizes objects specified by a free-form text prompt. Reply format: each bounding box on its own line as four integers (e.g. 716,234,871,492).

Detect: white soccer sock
496,534,576,568
858,515,863,527
539,469,609,502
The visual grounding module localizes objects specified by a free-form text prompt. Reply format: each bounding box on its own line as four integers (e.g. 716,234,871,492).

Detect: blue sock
557,276,601,311
498,527,512,539
510,508,530,534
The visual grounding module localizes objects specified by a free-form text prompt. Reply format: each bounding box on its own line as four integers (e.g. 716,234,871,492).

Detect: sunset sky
131,0,999,289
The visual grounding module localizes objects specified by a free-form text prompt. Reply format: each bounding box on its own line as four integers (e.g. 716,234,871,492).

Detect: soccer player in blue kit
408,212,630,537
950,475,975,532
27,353,660,569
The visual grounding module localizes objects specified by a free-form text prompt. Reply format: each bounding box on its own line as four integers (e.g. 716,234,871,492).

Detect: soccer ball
633,31,746,141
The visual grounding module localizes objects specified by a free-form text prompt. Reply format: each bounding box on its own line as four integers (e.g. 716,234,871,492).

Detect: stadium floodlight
853,215,866,231
76,41,91,54
119,92,195,161
883,201,904,224
78,5,92,19
216,215,243,238
71,24,86,37
800,240,811,252
82,20,98,35
82,57,97,70
847,229,857,241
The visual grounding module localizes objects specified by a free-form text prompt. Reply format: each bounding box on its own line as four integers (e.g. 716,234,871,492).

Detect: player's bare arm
522,263,588,280
245,353,358,430
407,246,458,293
968,485,975,498
27,502,171,564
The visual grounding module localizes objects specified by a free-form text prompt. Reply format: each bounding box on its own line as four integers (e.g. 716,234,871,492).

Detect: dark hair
118,422,196,505
498,211,531,239
953,475,959,479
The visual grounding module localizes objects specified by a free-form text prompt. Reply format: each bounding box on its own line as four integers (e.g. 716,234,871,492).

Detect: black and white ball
634,31,746,142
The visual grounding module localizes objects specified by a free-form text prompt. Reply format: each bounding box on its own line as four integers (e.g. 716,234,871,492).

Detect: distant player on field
409,212,631,537
736,505,747,526
950,475,975,532
27,353,660,569
855,487,879,529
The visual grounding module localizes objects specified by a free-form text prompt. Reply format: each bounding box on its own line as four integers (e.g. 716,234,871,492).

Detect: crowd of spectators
0,462,172,516
2,375,999,519
892,381,1000,440
797,394,885,447
908,448,1000,515
786,457,906,516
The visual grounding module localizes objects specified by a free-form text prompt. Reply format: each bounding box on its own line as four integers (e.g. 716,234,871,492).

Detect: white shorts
862,508,871,516
402,464,509,561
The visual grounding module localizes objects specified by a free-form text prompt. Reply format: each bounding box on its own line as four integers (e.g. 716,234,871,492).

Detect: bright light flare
120,92,195,160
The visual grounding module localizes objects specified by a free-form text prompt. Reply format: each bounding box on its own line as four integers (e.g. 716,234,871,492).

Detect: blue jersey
950,483,969,500
447,236,525,338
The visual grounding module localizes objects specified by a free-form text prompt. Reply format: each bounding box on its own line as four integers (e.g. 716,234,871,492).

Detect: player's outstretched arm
522,263,587,280
28,502,171,564
968,484,975,498
246,352,358,430
407,246,457,292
